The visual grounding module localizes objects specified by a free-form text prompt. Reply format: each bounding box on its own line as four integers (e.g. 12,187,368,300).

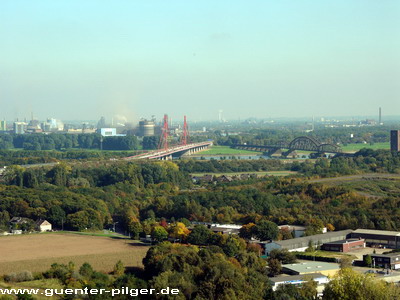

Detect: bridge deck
124,142,213,160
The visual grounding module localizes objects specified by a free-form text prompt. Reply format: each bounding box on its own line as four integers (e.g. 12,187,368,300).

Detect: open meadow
341,142,390,152
194,145,263,156
308,173,400,198
0,233,149,275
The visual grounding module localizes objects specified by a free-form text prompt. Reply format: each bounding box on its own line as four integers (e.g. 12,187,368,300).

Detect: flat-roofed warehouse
350,229,400,249
262,230,353,254
269,273,329,291
282,261,340,277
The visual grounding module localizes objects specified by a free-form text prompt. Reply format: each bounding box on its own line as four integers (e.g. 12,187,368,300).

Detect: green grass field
341,142,390,152
195,146,263,156
294,250,357,260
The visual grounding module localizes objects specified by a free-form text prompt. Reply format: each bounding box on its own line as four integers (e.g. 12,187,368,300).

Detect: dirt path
308,173,400,184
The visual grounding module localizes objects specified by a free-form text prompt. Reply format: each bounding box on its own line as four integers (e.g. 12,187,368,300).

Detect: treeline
211,126,391,147
3,161,191,189
292,149,400,176
177,158,286,173
2,150,400,238
0,161,191,232
0,150,140,166
0,186,111,231
0,133,140,151
2,158,400,235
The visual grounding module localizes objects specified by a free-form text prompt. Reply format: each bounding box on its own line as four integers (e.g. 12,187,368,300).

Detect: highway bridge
233,136,342,156
124,141,213,160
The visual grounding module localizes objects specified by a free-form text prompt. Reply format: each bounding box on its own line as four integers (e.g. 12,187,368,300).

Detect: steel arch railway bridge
233,136,342,155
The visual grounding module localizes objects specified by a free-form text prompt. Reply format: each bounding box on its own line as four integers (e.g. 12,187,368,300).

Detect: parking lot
346,246,389,260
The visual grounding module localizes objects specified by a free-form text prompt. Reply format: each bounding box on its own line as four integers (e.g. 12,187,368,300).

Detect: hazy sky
1,1,399,122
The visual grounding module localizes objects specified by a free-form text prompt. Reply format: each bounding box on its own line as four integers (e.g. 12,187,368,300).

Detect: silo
139,120,155,136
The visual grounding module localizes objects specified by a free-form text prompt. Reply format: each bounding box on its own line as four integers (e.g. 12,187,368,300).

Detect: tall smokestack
379,107,382,125
312,116,315,131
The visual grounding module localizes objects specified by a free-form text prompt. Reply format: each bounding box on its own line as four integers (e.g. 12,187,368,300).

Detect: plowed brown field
0,233,149,274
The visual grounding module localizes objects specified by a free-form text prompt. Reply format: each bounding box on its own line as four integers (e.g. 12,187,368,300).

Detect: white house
36,220,52,232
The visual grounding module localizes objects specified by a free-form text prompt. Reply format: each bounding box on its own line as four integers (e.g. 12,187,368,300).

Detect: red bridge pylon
158,114,169,150
181,115,189,145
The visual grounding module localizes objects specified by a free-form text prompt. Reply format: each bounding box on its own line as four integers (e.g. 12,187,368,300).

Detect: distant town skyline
1,1,399,121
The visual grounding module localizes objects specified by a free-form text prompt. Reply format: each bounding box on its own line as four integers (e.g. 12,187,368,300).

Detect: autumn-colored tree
247,243,262,255
278,227,293,240
299,277,318,299
168,222,190,241
142,219,159,235
326,223,335,232
339,256,353,269
322,268,400,300
239,223,256,240
159,218,168,228
305,218,324,236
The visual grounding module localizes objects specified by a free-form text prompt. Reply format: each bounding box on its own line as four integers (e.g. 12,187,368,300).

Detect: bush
295,254,337,263
4,271,33,282
4,272,16,282
33,272,44,280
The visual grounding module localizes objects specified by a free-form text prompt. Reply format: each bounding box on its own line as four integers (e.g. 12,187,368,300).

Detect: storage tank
139,120,155,136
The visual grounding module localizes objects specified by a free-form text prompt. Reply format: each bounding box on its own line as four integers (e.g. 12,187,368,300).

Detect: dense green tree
239,223,256,240
47,206,66,228
151,226,168,243
267,258,282,277
143,243,270,300
269,249,297,264
255,220,279,241
187,225,211,245
364,255,372,267
113,260,125,277
79,262,94,278
66,211,90,231
143,136,159,150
